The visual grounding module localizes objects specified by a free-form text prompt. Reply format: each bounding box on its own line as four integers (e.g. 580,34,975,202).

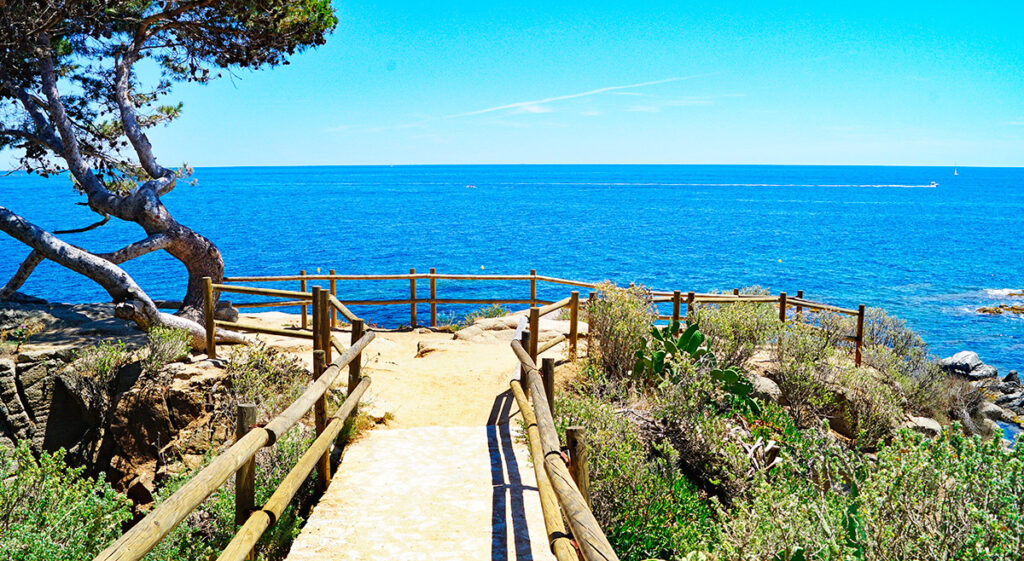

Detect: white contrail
441,74,713,119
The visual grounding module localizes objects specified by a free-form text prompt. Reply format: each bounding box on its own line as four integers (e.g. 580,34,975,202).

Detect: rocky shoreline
939,350,1024,435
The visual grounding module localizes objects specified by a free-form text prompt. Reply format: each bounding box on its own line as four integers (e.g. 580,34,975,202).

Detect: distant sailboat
953,168,958,176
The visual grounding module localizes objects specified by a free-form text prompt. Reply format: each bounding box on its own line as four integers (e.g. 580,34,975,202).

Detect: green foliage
227,343,315,420
143,326,191,374
2,0,337,184
554,392,719,560
145,428,314,561
0,441,132,561
692,287,779,368
1,321,44,354
440,303,510,330
588,282,658,381
716,426,1024,560
633,322,710,387
72,339,133,378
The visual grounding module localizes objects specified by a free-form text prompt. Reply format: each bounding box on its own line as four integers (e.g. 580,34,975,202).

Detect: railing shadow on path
488,389,538,561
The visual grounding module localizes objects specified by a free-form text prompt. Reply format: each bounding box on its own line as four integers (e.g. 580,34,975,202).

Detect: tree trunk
0,205,247,350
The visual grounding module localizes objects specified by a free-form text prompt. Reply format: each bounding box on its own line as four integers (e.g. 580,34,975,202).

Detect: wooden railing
510,339,618,561
221,270,866,365
94,278,374,561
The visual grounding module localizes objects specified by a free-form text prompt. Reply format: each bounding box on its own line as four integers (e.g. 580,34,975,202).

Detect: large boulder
1005,370,1020,384
939,351,998,379
901,415,943,437
978,401,1011,422
749,374,783,403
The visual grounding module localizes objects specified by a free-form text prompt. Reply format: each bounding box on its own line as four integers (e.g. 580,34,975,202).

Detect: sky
45,1,1024,165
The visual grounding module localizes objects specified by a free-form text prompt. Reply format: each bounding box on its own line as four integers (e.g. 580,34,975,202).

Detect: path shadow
487,389,535,561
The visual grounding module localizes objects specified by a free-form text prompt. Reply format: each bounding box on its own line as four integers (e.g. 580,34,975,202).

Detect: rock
939,351,983,376
415,341,442,358
978,401,1008,421
997,382,1020,394
939,351,997,379
749,374,783,403
1006,370,1020,384
902,415,942,437
414,327,431,334
981,418,1001,439
972,364,999,379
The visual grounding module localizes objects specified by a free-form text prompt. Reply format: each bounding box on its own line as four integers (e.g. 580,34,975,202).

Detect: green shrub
145,428,314,561
0,441,132,561
554,391,719,560
227,343,315,421
143,326,192,374
587,282,657,381
715,426,1024,561
692,287,779,368
73,340,133,378
440,303,510,330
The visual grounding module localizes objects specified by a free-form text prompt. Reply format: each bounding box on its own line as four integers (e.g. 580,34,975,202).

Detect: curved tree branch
0,249,44,300
35,37,126,217
53,213,109,234
96,233,172,264
0,206,247,349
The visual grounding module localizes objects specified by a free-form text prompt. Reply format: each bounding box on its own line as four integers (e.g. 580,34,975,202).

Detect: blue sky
99,1,1024,166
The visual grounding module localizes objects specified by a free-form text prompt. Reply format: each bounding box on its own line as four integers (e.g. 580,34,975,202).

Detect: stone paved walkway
285,387,556,561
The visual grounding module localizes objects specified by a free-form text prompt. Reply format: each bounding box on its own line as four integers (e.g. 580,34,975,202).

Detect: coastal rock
995,392,1023,407
978,401,1009,421
1006,370,1020,384
902,416,942,437
749,374,783,403
939,351,998,379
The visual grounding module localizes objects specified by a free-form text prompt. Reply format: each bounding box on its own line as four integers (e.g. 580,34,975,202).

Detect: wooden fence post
234,402,257,559
329,269,337,329
587,291,596,357
795,289,803,317
349,319,364,395
519,330,530,395
312,348,330,493
568,291,579,359
855,304,865,366
733,288,740,296
672,290,682,332
779,292,788,323
530,269,537,307
566,427,591,508
299,270,308,330
429,267,437,327
529,306,540,364
409,268,417,328
203,277,216,359
542,358,555,415
319,292,332,364
686,291,695,320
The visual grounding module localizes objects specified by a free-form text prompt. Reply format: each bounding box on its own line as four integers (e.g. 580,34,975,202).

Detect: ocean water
2,165,1023,373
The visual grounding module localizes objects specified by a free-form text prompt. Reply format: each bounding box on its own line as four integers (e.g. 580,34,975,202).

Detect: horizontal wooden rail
212,284,312,300
511,340,620,561
509,379,577,561
94,330,375,561
217,376,372,561
230,300,307,309
264,332,374,442
214,320,316,340
785,297,858,316
224,273,540,282
537,334,568,355
537,296,572,318
533,276,600,289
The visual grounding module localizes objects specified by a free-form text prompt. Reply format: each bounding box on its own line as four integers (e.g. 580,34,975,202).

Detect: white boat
930,181,939,187
954,168,958,176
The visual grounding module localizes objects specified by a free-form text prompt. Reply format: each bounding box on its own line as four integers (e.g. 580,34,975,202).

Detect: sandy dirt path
236,313,566,561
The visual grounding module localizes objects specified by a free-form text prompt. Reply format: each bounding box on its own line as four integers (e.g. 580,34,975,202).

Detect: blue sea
2,165,1023,373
